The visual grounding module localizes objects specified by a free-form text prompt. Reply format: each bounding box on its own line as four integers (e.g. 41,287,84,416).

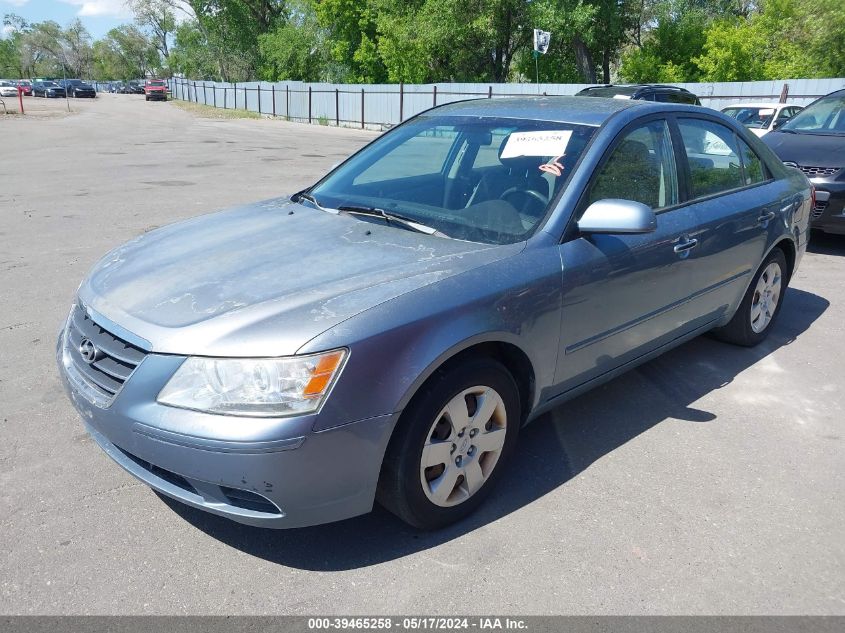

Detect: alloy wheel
419,386,507,507
750,262,782,333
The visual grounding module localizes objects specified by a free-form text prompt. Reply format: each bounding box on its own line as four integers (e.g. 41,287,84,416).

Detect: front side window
310,115,597,245
588,119,678,210
678,119,744,198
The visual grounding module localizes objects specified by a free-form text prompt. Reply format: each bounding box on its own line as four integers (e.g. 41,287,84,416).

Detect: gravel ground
1,94,843,615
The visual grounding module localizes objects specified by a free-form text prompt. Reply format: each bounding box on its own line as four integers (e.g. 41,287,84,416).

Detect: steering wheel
499,187,549,215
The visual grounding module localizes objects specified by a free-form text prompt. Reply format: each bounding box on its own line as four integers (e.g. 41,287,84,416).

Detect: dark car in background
32,81,67,98
763,89,845,235
60,79,96,98
127,81,145,95
576,84,701,105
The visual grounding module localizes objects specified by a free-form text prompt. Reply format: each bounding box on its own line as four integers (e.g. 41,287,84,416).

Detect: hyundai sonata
59,97,812,529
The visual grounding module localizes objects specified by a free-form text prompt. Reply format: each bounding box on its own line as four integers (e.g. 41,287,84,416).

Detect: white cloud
1,0,32,8
59,0,132,18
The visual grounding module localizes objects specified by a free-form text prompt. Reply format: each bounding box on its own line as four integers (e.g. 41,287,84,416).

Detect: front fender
301,247,563,432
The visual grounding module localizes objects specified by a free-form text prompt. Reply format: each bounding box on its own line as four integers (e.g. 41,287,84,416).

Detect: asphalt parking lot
1,94,843,615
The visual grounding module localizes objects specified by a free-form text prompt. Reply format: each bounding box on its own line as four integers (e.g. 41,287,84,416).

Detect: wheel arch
395,335,538,428
772,236,796,282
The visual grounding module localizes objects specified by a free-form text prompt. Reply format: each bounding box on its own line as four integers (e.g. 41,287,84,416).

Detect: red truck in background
144,79,168,102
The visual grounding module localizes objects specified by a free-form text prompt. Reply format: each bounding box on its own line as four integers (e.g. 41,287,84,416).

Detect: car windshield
41,82,59,87
781,92,845,135
148,81,166,86
308,115,597,245
722,106,777,129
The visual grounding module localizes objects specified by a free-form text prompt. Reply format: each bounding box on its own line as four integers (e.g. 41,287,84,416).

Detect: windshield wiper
292,190,329,211
337,205,448,237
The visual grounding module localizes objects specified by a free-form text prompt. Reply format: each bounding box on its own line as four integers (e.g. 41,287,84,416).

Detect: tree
129,0,177,73
316,0,386,82
169,20,220,79
619,2,711,82
1,14,29,78
258,0,327,81
93,25,159,80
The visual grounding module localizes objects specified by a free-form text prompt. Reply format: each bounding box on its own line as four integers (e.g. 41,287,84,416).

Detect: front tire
377,358,521,530
711,248,788,346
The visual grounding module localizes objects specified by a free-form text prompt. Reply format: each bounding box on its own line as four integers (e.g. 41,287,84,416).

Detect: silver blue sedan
58,97,812,529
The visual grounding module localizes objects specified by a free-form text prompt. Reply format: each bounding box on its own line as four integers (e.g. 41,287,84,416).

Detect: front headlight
157,349,347,417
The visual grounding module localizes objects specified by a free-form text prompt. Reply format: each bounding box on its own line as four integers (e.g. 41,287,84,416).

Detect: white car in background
721,102,803,137
0,81,20,97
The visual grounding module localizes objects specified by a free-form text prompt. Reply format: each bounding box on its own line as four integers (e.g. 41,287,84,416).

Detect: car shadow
160,287,829,570
807,231,845,256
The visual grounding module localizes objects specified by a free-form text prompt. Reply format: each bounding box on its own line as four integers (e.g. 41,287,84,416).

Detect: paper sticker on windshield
759,109,775,116
500,130,572,159
613,94,632,100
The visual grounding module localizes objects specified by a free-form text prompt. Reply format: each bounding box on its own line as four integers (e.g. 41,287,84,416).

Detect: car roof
426,95,652,127
722,102,795,109
579,84,695,95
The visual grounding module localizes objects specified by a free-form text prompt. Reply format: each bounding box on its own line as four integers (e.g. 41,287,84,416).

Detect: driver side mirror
578,199,657,235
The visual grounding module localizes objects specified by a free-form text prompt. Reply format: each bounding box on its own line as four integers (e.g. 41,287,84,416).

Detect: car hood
762,131,845,168
78,197,521,357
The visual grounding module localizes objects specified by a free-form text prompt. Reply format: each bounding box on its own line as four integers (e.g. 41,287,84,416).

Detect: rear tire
711,248,788,347
377,358,521,530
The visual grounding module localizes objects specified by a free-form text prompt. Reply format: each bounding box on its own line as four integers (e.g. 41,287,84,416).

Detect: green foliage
258,1,326,81
619,2,710,82
313,0,386,82
170,21,219,80
92,25,159,80
6,0,845,85
376,0,535,83
694,0,822,81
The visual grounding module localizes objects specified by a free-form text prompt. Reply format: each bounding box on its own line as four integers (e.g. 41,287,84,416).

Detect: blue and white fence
167,77,845,130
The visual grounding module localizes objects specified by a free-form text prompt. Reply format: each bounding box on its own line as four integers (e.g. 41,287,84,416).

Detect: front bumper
57,313,395,529
146,92,167,100
810,178,845,235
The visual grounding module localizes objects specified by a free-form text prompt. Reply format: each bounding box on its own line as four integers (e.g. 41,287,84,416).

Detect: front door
554,118,703,393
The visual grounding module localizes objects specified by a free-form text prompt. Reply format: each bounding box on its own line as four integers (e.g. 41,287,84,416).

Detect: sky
1,0,131,38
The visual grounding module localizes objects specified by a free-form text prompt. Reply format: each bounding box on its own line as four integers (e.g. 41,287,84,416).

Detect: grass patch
170,100,261,120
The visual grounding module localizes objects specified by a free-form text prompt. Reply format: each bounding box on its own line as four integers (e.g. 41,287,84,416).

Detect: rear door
672,117,789,323
554,117,703,393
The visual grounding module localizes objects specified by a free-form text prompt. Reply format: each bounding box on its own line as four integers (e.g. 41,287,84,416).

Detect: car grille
799,165,840,178
64,304,147,403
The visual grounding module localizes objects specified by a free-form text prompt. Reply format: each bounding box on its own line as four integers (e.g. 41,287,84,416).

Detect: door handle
757,211,776,224
673,238,698,254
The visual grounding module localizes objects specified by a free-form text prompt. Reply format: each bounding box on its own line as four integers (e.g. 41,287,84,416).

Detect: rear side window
589,119,678,209
737,138,766,185
678,119,744,198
